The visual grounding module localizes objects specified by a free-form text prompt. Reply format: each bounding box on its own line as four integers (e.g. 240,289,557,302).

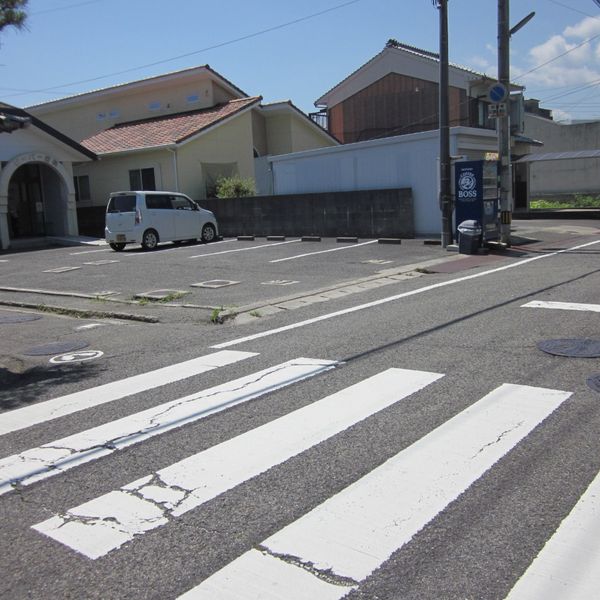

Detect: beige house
28,65,338,234
0,103,96,250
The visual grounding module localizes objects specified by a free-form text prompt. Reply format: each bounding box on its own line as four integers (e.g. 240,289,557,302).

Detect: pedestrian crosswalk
1,348,597,599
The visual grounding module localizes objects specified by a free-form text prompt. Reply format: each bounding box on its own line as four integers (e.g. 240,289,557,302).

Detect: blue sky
2,0,600,122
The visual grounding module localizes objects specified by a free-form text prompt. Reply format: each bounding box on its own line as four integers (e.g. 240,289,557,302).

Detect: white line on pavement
522,300,600,313
180,383,571,599
0,358,337,496
212,239,600,349
505,470,600,600
69,249,110,255
0,350,257,437
189,239,301,259
270,240,379,263
33,368,442,559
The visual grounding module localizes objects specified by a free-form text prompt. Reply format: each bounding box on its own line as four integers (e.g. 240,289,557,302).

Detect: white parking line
32,368,442,559
0,358,337,496
69,249,111,255
189,239,301,259
181,383,571,599
0,350,257,437
270,240,378,263
522,300,600,313
212,238,600,349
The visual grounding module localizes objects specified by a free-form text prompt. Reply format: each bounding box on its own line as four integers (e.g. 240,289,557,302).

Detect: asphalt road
0,219,599,599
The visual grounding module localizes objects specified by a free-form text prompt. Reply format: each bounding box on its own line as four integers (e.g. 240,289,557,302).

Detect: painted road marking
33,368,442,559
0,358,336,496
506,470,600,600
189,239,301,259
0,350,257,437
270,240,378,263
213,238,600,349
522,300,600,313
49,350,104,364
180,383,571,599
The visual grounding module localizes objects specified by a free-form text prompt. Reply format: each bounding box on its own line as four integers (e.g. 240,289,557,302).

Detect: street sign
488,103,507,118
488,82,508,103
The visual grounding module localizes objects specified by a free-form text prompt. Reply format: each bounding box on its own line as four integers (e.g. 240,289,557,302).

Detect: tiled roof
82,96,260,154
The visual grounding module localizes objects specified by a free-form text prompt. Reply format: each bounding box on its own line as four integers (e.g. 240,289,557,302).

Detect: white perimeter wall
260,127,497,236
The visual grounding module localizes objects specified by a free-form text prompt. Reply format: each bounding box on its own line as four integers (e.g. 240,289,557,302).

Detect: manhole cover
588,375,600,393
538,339,600,358
0,313,42,324
191,280,240,289
23,340,89,356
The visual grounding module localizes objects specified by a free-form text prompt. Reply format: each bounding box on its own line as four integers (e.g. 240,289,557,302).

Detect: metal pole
438,0,452,247
498,0,512,245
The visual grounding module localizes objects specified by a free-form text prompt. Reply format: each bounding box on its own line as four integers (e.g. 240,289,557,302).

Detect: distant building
27,65,337,234
0,103,96,250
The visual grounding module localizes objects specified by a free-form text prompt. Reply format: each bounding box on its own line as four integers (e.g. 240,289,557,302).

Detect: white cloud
519,20,600,88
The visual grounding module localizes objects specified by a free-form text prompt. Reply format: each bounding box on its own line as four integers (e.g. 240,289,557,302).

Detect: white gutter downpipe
167,146,179,191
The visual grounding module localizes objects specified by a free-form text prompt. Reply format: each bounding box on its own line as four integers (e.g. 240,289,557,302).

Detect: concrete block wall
201,188,414,238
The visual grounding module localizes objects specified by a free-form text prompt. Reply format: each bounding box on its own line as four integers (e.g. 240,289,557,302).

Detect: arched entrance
0,153,78,249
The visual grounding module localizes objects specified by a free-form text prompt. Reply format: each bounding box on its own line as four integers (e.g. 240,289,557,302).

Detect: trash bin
457,220,482,255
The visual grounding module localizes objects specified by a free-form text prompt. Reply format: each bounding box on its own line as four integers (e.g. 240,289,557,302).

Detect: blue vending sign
455,161,483,227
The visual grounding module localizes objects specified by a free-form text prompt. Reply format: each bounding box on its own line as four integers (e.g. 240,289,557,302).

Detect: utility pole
498,0,512,245
434,0,452,248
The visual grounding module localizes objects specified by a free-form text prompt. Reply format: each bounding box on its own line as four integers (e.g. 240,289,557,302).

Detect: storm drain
43,266,81,273
134,290,189,301
0,313,42,324
23,340,89,356
191,280,240,289
537,339,600,358
587,375,600,393
83,260,120,266
261,280,299,286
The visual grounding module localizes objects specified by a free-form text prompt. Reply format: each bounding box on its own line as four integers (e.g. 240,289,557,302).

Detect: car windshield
107,195,136,213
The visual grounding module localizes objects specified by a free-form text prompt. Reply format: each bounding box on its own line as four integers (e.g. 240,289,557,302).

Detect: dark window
145,194,173,209
73,175,91,202
171,196,194,210
129,168,156,191
107,194,136,213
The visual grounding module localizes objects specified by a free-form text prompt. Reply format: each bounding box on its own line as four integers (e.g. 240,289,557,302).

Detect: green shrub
215,175,256,198
530,195,600,209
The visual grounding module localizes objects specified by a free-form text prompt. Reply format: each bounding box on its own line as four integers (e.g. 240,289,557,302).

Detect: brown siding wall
331,73,469,143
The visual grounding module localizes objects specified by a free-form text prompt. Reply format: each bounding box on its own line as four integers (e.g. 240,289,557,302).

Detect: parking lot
0,236,459,318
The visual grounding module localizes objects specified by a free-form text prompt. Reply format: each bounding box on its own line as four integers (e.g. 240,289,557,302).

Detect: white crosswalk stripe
522,300,600,313
2,349,594,599
178,383,571,599
505,469,600,600
0,349,257,436
0,357,336,496
32,368,443,559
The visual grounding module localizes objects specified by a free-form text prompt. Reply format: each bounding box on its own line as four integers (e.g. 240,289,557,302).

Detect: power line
30,1,105,16
2,0,364,100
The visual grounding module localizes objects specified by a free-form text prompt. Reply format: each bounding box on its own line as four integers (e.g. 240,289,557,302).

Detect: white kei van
105,191,219,251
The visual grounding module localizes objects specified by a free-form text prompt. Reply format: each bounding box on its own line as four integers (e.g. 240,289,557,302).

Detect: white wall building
257,126,500,236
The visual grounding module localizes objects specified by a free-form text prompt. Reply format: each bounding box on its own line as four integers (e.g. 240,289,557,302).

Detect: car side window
145,195,172,210
171,196,194,210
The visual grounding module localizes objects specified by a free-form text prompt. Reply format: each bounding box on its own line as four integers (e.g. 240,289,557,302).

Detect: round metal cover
537,339,600,358
588,375,600,393
0,313,42,324
23,340,89,357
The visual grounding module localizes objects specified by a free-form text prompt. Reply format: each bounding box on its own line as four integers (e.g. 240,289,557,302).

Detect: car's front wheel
141,229,159,250
201,223,216,243
109,242,126,252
